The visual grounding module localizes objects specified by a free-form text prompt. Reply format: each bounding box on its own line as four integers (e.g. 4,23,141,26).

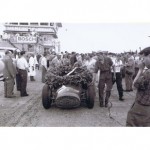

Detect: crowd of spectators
1,47,150,126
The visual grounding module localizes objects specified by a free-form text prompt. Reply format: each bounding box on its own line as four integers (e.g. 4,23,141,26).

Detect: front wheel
86,84,95,109
42,84,52,109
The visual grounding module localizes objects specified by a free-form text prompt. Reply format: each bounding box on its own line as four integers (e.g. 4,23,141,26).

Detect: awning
0,47,17,51
0,41,16,51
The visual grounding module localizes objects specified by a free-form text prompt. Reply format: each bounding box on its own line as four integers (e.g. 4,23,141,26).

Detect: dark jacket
134,69,150,106
3,56,17,79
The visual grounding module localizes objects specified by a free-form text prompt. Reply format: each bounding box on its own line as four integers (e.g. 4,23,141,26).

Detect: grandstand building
3,22,62,54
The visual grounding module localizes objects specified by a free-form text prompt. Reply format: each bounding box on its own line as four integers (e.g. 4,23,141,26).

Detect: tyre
86,84,95,109
42,84,52,109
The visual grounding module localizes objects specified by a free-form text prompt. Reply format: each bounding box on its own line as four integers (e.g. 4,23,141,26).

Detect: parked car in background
0,52,5,60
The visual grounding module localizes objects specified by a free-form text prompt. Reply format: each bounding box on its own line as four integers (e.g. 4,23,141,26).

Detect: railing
5,22,56,27
5,26,56,33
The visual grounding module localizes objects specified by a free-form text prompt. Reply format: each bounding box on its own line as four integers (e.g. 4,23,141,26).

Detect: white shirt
41,56,47,69
114,59,123,72
83,58,96,73
17,57,28,70
29,56,35,67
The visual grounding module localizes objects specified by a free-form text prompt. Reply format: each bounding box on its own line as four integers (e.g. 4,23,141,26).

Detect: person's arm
132,62,144,89
112,64,116,79
24,58,29,71
44,58,48,70
92,60,99,83
7,59,16,78
133,68,144,85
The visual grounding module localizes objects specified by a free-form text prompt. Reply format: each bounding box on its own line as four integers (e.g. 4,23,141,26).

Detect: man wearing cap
126,47,150,126
2,50,17,98
93,52,114,107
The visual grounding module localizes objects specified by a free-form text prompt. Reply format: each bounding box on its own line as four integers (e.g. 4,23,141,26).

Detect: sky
0,0,150,54
58,23,150,53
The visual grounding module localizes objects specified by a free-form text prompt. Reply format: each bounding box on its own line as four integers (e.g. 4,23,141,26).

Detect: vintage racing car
42,65,95,109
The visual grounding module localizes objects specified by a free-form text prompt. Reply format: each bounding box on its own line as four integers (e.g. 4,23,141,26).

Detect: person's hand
113,75,116,80
112,75,116,84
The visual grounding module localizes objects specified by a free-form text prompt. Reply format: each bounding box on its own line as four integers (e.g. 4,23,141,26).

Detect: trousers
98,77,112,103
125,73,133,90
126,102,150,127
4,78,15,97
18,69,28,96
112,72,123,98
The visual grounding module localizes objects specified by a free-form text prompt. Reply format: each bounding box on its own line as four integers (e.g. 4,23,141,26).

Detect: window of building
30,22,39,26
19,22,28,25
40,23,48,26
10,22,18,25
50,22,54,26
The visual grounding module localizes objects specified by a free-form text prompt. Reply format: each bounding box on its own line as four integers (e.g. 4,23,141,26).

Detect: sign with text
16,35,37,43
10,35,37,44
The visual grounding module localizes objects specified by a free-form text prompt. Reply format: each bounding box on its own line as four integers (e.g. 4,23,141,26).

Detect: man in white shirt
28,54,36,81
112,55,124,101
17,51,29,97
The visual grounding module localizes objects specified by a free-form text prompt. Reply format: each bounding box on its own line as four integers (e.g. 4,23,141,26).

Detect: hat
5,50,13,55
139,47,150,56
20,51,26,56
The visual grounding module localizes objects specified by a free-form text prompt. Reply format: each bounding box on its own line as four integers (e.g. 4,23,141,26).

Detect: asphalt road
0,69,136,127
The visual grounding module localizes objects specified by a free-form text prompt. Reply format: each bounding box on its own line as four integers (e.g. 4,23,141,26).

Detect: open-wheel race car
42,65,95,109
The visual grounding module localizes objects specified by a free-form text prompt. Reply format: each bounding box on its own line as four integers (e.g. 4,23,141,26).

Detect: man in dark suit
2,50,17,98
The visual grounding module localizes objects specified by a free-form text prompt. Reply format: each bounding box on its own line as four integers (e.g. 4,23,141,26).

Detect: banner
10,35,37,44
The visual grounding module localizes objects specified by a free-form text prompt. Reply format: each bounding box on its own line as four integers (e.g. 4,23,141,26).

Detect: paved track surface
0,69,136,127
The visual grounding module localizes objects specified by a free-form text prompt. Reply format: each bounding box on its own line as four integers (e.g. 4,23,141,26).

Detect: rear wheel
86,84,95,109
42,84,52,109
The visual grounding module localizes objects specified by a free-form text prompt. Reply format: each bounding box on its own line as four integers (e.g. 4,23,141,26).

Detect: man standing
16,51,29,97
112,55,124,101
2,50,17,98
28,53,36,81
124,53,135,92
93,52,114,107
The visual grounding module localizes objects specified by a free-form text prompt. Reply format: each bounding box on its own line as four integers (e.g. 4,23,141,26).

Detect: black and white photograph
0,22,150,127
0,0,150,150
